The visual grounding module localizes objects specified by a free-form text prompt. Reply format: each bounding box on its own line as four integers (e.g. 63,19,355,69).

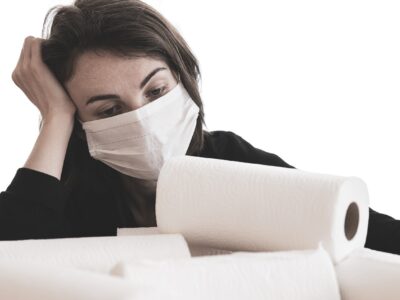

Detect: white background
1,0,399,218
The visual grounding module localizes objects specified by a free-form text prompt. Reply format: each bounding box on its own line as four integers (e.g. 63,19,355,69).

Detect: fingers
12,36,34,83
12,36,37,100
30,38,44,73
10,36,76,118
12,38,25,84
16,36,33,67
22,36,35,71
16,37,26,68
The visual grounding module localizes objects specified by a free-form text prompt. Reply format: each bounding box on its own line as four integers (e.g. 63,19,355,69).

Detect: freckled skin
65,50,178,122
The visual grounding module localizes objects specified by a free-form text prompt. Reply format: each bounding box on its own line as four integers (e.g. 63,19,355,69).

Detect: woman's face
65,51,179,122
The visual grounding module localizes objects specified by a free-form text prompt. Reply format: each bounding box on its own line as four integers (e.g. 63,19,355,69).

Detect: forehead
65,51,168,103
68,51,167,85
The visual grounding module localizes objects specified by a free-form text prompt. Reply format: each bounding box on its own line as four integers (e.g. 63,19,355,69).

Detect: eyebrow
85,67,167,106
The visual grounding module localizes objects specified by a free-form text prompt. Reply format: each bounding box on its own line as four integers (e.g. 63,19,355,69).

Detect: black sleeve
222,131,400,255
0,168,73,240
365,207,400,254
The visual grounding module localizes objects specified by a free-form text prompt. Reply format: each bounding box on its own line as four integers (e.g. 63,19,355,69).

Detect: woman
1,0,399,255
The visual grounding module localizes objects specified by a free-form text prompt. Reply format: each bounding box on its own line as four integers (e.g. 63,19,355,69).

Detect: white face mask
79,82,199,180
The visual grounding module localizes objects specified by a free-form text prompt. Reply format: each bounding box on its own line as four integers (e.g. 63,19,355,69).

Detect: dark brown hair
40,0,207,185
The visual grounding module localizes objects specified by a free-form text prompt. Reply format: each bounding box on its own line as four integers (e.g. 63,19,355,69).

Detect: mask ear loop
73,112,87,141
75,112,84,125
174,70,181,84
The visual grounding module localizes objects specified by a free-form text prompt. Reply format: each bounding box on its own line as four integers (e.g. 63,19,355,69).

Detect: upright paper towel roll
117,227,233,256
336,248,400,300
0,234,190,273
0,260,135,300
109,246,341,300
156,156,369,263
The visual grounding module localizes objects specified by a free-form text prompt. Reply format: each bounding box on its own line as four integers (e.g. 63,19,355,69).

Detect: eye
146,86,167,99
99,105,122,118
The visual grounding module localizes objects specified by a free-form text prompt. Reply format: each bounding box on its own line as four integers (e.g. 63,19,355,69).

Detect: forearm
0,167,73,240
24,113,75,180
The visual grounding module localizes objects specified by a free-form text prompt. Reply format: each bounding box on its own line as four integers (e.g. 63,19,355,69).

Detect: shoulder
198,130,296,169
200,130,241,155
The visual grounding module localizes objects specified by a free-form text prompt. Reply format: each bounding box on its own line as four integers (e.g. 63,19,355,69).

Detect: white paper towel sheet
0,234,190,273
117,227,233,256
0,260,135,300
156,156,370,263
117,227,160,236
336,248,400,300
109,246,341,300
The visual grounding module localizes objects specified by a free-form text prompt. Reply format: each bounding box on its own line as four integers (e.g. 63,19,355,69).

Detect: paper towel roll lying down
109,246,341,300
0,260,135,300
336,248,400,300
0,234,190,273
156,156,370,263
117,227,160,236
117,227,233,256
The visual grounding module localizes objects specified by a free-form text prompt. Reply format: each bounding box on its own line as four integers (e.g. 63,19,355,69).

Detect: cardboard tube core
345,202,359,241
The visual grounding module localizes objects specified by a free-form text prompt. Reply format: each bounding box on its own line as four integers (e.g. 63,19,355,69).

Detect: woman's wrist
24,113,75,180
41,112,75,128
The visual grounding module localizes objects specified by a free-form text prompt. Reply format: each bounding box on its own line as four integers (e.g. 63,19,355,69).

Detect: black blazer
0,130,399,255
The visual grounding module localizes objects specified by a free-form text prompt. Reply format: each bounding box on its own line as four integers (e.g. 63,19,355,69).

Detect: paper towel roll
117,227,233,256
0,234,190,273
336,248,400,300
0,260,135,300
117,227,160,236
156,156,369,263
187,243,233,256
109,246,341,300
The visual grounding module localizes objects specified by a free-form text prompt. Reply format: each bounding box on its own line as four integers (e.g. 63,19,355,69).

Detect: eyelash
98,86,167,117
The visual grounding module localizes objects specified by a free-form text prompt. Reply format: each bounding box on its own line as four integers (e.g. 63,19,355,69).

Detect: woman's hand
11,36,76,179
11,36,76,121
